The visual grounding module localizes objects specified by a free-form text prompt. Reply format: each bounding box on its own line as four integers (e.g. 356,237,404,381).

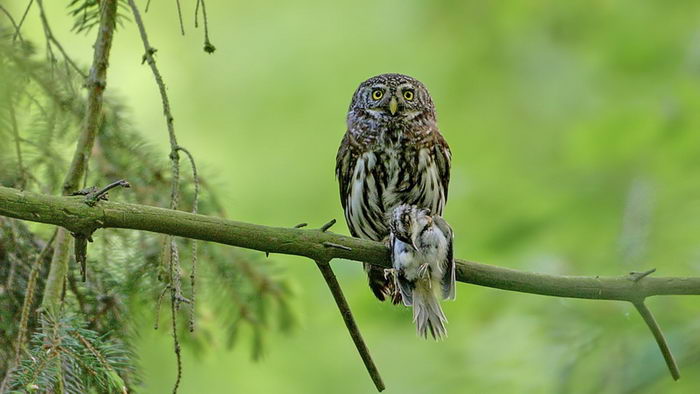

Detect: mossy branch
41,0,118,316
2,186,699,300
2,185,699,381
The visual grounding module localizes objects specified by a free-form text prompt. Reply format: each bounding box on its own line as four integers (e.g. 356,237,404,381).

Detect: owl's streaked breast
345,146,446,241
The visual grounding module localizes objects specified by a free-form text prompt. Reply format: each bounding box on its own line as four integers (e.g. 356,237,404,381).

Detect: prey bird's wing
390,233,415,306
396,271,414,306
434,215,456,301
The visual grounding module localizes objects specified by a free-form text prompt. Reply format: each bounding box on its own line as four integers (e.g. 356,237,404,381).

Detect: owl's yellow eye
403,90,415,101
371,89,384,100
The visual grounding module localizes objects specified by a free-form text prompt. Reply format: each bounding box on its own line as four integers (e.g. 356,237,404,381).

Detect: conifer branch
0,4,24,42
14,0,33,42
8,100,26,189
36,0,87,79
127,2,201,389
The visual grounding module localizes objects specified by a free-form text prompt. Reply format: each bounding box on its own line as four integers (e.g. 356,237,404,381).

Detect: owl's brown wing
432,130,452,203
335,132,358,214
336,132,399,302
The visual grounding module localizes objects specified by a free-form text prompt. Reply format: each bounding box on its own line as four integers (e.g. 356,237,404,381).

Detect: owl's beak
389,96,398,115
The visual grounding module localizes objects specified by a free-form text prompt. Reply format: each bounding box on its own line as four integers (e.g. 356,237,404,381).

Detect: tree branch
314,259,385,392
2,185,699,382
2,186,699,300
633,301,680,380
41,0,118,315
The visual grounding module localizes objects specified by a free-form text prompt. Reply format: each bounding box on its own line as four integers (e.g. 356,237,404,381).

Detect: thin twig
35,0,87,79
8,100,26,189
14,0,33,42
128,0,182,212
0,4,23,42
169,242,183,393
128,4,194,389
314,259,385,392
293,223,308,228
14,231,56,364
320,219,337,232
632,301,680,380
630,268,657,282
84,179,131,206
176,146,199,332
5,223,19,291
196,0,215,53
194,0,201,27
154,285,170,330
175,0,185,35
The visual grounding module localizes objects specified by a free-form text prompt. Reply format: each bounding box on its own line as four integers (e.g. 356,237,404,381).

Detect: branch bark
314,260,385,391
2,185,699,382
633,301,680,380
41,0,118,315
2,185,699,300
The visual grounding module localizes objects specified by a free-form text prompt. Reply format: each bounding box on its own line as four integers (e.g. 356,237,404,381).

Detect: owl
389,204,455,339
335,73,451,302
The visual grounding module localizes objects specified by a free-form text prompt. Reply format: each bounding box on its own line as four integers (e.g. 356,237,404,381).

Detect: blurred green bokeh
9,0,700,392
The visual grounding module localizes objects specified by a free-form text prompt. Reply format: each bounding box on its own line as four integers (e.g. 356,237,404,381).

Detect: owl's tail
412,282,447,340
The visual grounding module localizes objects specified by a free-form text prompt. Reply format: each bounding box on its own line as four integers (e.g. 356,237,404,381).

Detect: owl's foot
418,263,431,281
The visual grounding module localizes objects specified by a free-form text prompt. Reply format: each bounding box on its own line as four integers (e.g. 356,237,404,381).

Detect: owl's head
348,74,435,122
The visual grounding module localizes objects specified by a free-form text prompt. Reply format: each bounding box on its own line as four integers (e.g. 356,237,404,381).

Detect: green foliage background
5,0,700,392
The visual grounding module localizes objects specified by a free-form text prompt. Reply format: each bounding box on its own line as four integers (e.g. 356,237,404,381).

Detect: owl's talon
418,263,430,280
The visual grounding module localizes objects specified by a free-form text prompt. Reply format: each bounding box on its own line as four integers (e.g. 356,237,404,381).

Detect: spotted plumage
335,73,451,302
389,204,455,339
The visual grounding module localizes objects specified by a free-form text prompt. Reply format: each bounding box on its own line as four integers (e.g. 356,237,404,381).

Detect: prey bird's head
347,73,436,123
389,204,433,251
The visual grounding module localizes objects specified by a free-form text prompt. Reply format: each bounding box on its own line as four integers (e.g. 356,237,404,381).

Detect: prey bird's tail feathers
412,283,448,340
396,271,414,307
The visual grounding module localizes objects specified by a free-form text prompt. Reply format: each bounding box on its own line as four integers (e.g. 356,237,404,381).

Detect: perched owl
389,204,455,339
335,73,451,302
